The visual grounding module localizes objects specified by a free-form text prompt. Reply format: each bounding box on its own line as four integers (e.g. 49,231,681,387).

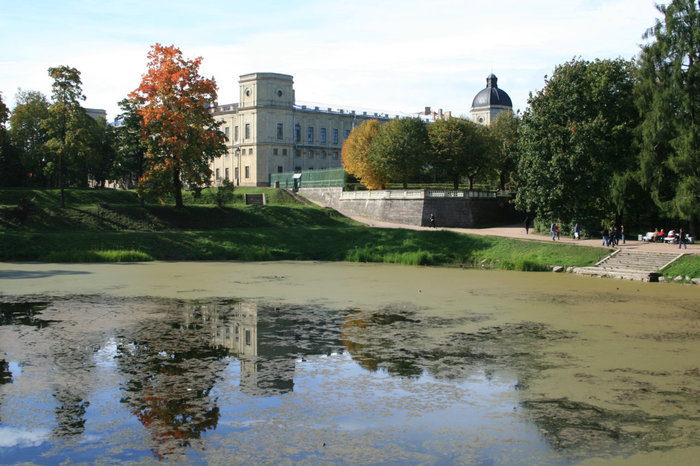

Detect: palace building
209,72,513,186
209,73,393,187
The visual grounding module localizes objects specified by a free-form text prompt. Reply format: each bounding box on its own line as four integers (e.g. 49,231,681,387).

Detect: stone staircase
244,193,266,206
572,249,684,282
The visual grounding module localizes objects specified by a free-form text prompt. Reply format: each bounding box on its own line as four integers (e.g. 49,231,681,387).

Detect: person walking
602,227,609,246
678,228,687,249
551,223,556,241
574,223,581,240
620,225,626,244
429,213,436,228
555,223,560,240
524,217,531,234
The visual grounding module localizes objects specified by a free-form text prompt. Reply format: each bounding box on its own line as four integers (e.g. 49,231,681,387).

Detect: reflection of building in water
191,302,296,395
210,301,258,357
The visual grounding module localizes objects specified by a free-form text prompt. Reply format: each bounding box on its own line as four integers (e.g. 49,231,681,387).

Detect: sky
1,0,666,122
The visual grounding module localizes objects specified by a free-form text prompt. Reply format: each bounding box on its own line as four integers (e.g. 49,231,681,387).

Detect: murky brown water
0,261,698,464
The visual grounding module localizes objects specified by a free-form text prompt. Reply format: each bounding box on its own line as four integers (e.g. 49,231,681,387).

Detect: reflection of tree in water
116,299,345,458
0,359,11,384
342,308,424,378
53,390,90,437
342,307,571,383
116,300,230,459
0,300,56,328
341,306,698,457
0,297,96,438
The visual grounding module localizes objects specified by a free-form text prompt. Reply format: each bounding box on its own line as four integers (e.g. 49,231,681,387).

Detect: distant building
209,73,395,187
85,108,107,121
470,74,513,125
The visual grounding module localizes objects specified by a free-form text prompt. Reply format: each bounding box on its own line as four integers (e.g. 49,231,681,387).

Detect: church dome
471,74,512,109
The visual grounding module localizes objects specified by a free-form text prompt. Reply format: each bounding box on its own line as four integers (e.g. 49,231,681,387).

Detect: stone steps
573,250,684,282
244,193,266,206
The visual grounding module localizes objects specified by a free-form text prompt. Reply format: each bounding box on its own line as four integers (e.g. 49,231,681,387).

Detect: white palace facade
208,72,513,187
209,73,393,187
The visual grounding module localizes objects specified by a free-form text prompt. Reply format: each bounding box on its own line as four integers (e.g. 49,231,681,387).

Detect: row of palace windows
216,166,251,180
223,123,352,145
216,163,330,180
294,125,351,144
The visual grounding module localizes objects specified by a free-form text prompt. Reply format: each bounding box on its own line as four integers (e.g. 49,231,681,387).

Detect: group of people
523,217,690,250
546,222,582,241
602,225,625,247
650,227,689,249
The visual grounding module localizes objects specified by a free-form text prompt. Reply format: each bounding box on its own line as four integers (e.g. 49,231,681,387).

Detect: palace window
320,127,327,143
277,123,283,139
295,124,300,142
333,129,339,144
215,168,220,180
224,127,229,139
282,148,288,156
308,150,314,159
307,126,314,142
344,129,350,140
245,123,250,140
277,166,283,173
234,126,239,141
273,148,278,155
225,168,230,180
244,166,250,178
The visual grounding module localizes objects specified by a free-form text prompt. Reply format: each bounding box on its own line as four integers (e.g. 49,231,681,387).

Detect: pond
0,261,698,464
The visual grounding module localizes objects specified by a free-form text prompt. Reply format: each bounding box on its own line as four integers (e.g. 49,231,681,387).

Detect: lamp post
235,147,241,186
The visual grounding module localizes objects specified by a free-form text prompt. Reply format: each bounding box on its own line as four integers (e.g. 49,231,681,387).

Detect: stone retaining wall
299,187,521,227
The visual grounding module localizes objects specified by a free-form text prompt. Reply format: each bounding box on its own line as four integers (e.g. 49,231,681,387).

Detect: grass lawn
0,187,632,272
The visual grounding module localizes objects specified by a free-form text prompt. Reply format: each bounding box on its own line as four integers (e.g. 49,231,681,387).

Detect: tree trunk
173,168,183,208
453,175,459,190
690,213,698,239
59,150,65,208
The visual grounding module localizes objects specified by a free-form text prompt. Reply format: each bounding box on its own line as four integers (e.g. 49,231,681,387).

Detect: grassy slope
0,188,616,271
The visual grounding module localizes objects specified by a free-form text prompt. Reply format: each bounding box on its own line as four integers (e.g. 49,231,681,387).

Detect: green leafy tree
489,111,520,191
428,117,495,189
341,119,386,189
515,58,640,227
112,98,148,190
86,116,116,188
0,92,24,187
43,66,87,207
371,117,428,189
215,178,235,207
9,89,50,186
637,0,700,235
129,44,226,208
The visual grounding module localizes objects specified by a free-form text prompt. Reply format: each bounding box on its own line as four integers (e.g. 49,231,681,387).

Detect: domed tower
470,74,513,125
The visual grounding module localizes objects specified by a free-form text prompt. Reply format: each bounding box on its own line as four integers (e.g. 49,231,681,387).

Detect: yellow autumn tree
341,119,386,190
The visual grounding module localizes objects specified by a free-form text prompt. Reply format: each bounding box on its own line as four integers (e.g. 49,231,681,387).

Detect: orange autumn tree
129,44,226,207
341,119,386,190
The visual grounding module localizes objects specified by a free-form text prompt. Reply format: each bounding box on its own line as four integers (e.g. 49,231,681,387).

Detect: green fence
270,168,345,189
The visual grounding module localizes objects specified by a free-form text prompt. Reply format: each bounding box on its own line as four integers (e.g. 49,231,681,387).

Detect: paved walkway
337,210,699,255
